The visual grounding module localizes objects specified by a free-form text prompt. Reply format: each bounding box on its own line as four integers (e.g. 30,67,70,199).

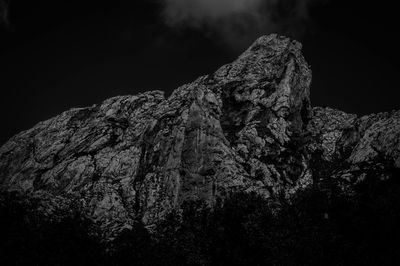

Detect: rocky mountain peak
213,34,312,137
1,34,399,239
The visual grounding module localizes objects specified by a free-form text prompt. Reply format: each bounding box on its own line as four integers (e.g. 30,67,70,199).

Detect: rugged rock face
1,34,399,238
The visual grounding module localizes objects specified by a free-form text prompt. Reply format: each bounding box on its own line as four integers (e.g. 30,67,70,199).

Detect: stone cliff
1,34,399,238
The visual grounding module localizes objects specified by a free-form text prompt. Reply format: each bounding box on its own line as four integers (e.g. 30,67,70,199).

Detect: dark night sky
0,0,399,145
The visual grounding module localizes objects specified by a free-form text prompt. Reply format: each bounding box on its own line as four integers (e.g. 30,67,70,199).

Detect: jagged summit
1,34,399,239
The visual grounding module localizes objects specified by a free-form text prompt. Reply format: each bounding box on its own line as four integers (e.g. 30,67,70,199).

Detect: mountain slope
1,34,399,238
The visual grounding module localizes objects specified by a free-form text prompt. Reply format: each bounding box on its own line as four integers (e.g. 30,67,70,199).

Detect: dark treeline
1,175,400,266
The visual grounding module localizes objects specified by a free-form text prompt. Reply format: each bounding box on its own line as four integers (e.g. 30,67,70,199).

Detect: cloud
161,0,325,51
0,0,10,28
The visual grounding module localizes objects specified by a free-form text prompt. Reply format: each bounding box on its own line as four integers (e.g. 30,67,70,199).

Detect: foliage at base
1,176,400,265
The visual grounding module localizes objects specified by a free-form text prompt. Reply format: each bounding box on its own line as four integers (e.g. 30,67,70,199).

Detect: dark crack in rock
1,34,399,239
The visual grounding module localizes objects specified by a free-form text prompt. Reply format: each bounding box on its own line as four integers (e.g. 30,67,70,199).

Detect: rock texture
1,34,399,238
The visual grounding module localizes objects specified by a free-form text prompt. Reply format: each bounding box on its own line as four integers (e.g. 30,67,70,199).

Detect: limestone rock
1,34,399,238
307,108,400,187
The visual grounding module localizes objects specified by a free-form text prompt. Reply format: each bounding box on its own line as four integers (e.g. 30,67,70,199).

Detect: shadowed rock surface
1,34,399,239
